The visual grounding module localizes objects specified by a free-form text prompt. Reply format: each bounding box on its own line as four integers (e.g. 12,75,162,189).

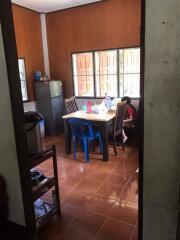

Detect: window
72,47,140,98
72,52,94,97
119,48,140,97
95,50,118,97
18,58,28,101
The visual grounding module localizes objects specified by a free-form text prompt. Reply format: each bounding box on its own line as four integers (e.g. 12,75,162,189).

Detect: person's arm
123,106,134,124
123,114,133,123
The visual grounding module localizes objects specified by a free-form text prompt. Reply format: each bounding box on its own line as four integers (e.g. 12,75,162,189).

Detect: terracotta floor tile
65,164,93,178
60,174,83,188
39,229,62,240
96,182,124,200
40,134,139,240
75,178,102,194
59,228,93,240
106,173,129,186
109,201,138,225
56,211,75,228
95,162,116,172
38,218,65,240
58,162,72,172
96,218,133,240
84,196,116,216
86,169,112,183
62,190,92,208
61,202,81,217
130,227,138,240
45,201,81,230
69,210,105,239
120,176,138,205
112,166,136,178
58,171,66,180
59,186,72,201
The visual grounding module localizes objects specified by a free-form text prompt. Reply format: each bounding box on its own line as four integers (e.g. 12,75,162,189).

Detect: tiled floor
38,134,138,240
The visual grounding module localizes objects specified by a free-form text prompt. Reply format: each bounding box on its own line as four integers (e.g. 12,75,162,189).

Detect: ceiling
12,0,103,13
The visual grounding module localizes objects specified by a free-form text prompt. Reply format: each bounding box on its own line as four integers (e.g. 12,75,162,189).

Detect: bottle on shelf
87,100,92,113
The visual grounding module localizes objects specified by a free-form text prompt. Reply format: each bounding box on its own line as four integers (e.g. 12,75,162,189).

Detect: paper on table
91,102,108,114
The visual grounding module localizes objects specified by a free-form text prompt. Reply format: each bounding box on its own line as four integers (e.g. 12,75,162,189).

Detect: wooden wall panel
46,0,141,97
12,5,44,101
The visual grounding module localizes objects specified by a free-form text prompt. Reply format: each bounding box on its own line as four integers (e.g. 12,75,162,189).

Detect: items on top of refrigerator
34,71,49,81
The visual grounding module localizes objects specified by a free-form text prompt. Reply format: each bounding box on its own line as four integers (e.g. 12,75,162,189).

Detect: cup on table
82,105,87,112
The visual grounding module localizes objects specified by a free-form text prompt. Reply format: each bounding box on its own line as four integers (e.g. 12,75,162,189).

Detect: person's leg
122,129,128,143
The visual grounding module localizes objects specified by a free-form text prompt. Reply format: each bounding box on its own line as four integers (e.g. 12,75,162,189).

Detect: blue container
34,71,42,81
39,119,45,138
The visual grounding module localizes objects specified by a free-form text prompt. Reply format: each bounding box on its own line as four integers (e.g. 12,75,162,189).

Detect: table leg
63,119,71,154
100,122,109,161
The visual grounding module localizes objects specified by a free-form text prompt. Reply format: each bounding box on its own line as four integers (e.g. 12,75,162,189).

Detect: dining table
62,110,116,161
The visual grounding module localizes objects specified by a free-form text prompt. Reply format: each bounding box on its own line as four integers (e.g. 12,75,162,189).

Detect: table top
62,110,116,122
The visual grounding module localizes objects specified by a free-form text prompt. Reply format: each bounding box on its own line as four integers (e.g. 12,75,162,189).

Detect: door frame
139,0,145,239
0,0,146,239
0,0,35,238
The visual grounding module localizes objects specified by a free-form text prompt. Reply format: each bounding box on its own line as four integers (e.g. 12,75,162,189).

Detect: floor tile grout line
107,176,133,216
59,157,110,230
60,176,84,191
129,225,137,240
41,136,139,240
93,215,112,239
59,162,98,187
65,160,118,200
62,197,137,229
93,173,137,240
105,174,132,216
93,178,124,239
63,170,133,221
112,172,138,220
83,206,137,228
68,210,80,228
61,191,93,209
135,217,138,225
90,163,118,198
118,172,138,201
93,213,135,240
60,153,134,206
106,216,136,228
68,163,118,215
63,203,85,230
60,157,119,239
90,163,127,212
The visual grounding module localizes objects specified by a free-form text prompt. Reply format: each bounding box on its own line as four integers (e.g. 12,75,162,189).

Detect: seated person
121,96,136,142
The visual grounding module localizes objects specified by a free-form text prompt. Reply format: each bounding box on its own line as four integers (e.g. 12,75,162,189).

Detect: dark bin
25,111,44,156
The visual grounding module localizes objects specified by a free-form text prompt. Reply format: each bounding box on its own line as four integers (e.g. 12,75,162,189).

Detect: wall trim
12,3,40,14
40,13,50,78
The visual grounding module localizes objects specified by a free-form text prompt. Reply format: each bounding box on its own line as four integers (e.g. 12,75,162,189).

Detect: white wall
0,25,25,225
23,101,37,112
143,0,180,239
